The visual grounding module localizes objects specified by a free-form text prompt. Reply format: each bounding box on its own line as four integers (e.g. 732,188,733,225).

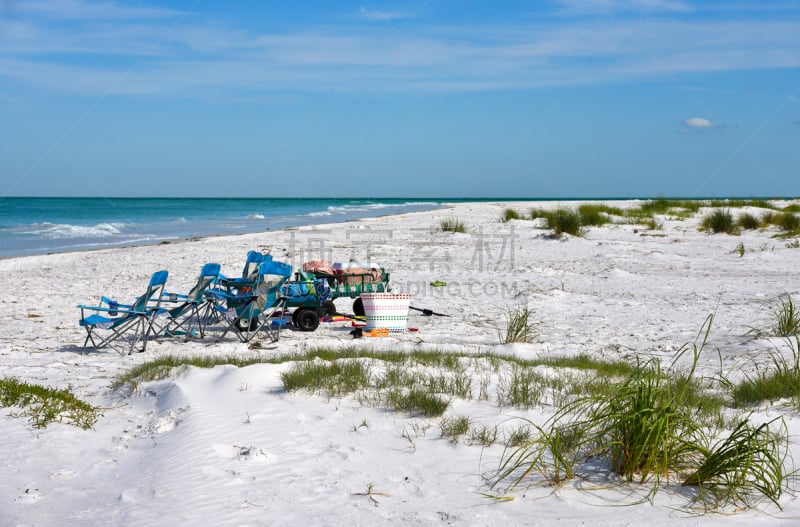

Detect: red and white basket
361,293,411,332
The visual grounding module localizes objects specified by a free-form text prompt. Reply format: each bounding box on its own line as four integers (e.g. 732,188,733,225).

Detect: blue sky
0,0,798,198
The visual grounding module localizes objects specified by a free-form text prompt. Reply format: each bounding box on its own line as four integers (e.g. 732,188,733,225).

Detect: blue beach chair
78,270,168,355
215,260,292,343
154,263,221,341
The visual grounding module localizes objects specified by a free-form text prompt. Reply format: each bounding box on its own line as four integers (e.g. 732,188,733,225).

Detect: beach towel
303,260,335,276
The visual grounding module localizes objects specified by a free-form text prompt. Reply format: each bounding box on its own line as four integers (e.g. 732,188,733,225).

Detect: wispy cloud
3,0,180,20
556,0,694,15
357,6,410,22
0,2,799,98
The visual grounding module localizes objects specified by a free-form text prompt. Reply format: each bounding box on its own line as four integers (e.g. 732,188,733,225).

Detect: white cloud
357,6,409,22
1,4,799,97
5,0,180,20
682,117,717,128
557,0,694,14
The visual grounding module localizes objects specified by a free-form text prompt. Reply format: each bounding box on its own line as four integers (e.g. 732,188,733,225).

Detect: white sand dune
2,201,800,526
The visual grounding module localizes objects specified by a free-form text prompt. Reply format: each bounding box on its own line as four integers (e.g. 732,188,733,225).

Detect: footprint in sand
15,488,43,504
212,443,269,462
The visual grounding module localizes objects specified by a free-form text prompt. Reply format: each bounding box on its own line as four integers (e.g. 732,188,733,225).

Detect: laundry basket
361,292,411,332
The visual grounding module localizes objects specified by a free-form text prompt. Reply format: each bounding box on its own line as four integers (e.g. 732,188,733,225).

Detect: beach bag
341,267,382,286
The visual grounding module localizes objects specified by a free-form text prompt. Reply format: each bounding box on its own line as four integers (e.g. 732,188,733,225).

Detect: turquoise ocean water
0,197,446,258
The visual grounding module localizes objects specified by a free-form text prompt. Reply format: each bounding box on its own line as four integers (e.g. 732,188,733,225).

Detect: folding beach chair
217,251,272,285
153,263,221,341
78,270,168,355
216,260,292,343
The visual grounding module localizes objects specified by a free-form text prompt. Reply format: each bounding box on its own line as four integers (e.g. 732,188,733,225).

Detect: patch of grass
578,204,618,226
683,416,786,510
778,213,800,234
440,218,467,233
539,354,636,378
529,208,548,221
761,210,778,226
639,198,702,216
709,199,776,210
498,304,535,344
735,242,746,257
112,354,270,389
281,360,372,396
701,209,738,234
737,212,761,230
496,365,546,409
547,208,583,237
494,317,786,509
733,336,800,408
772,295,800,336
440,415,471,442
501,208,523,222
781,203,800,213
387,388,449,416
0,377,99,429
468,424,499,447
505,425,533,448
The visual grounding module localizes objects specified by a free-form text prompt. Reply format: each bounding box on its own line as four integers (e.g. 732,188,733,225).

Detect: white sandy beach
2,200,800,526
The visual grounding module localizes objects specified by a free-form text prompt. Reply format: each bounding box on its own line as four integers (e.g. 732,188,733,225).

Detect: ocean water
0,198,444,258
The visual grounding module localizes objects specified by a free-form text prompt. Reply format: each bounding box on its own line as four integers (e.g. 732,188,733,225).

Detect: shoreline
8,196,795,260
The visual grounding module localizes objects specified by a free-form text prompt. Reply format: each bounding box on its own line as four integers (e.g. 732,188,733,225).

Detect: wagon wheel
352,297,365,317
236,317,259,331
320,301,336,317
295,309,320,332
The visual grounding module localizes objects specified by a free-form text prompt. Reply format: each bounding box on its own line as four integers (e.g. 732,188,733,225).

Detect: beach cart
281,272,335,331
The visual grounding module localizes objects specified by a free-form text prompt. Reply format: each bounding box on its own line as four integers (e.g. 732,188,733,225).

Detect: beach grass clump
539,354,636,378
280,360,372,396
498,304,536,344
761,210,778,226
112,354,272,389
640,198,702,216
495,358,686,487
494,317,788,509
502,208,523,222
778,213,800,234
387,388,449,417
735,333,800,408
771,295,800,336
780,203,800,213
701,209,738,234
505,425,533,448
440,218,467,233
547,208,583,237
682,417,786,510
737,212,761,230
529,208,548,221
496,365,546,409
0,377,99,429
578,204,612,226
468,424,499,447
709,199,775,210
440,415,471,442
749,294,800,338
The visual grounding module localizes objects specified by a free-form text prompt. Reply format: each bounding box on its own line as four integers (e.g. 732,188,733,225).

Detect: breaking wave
307,201,438,217
21,222,128,239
